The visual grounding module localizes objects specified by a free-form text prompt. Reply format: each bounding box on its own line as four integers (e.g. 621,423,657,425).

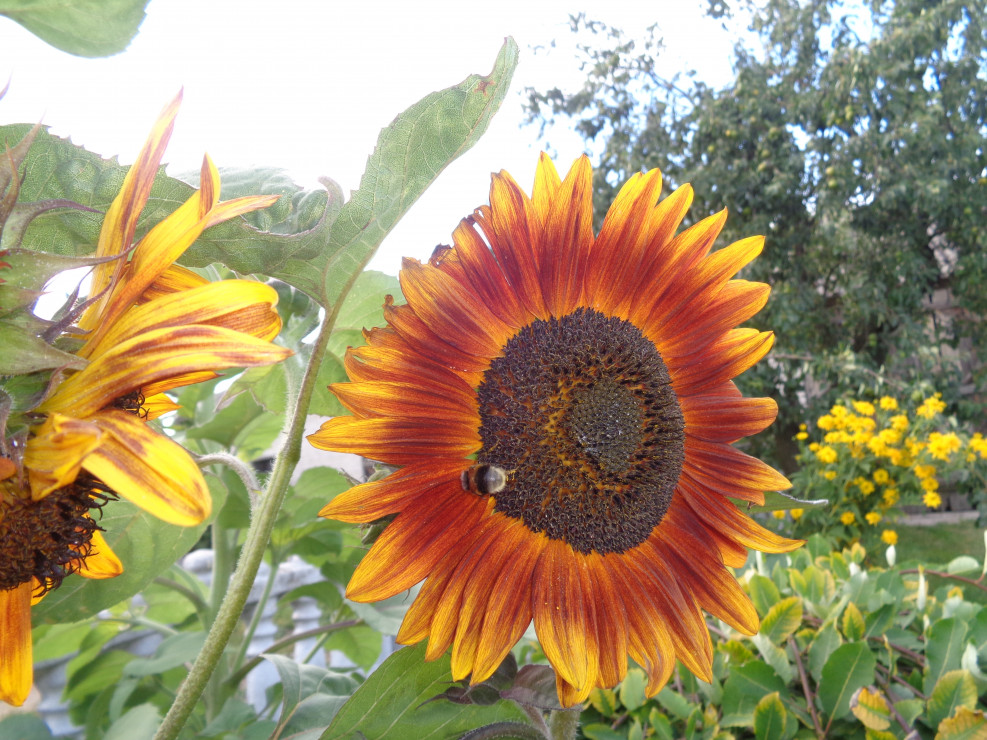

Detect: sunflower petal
82,410,211,526
0,582,33,706
74,529,124,579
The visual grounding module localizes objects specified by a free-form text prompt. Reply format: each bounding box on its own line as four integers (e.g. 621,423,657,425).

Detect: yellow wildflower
881,530,898,546
840,511,856,525
823,471,837,481
916,393,946,419
890,415,909,432
815,446,838,464
865,512,882,525
852,400,876,416
790,509,804,520
921,477,939,493
879,397,898,411
923,491,942,508
927,432,961,461
882,488,899,506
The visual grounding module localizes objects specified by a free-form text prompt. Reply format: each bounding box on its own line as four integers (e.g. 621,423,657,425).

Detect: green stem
153,312,335,740
547,709,580,740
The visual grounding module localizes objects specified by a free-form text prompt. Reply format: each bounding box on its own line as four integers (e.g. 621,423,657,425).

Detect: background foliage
523,0,987,471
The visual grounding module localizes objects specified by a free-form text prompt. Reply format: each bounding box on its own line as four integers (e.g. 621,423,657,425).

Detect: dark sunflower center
0,477,113,594
476,307,685,555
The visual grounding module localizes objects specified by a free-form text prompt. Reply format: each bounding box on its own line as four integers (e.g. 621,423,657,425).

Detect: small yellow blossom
840,511,856,525
865,512,882,525
772,510,786,520
852,400,876,416
879,397,898,410
917,393,946,419
890,414,909,432
923,491,942,509
823,471,837,481
817,415,837,431
831,405,849,418
872,469,889,485
927,432,961,461
882,488,899,506
858,480,875,495
815,446,838,464
877,428,902,445
970,434,987,458
913,464,936,480
921,477,940,493
795,431,808,441
881,530,898,546
790,508,804,520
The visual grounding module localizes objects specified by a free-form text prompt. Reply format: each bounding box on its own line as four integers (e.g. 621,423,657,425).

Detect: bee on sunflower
310,153,802,706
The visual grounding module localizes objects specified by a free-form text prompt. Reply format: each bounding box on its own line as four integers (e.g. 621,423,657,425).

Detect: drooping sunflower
309,154,802,706
0,92,292,706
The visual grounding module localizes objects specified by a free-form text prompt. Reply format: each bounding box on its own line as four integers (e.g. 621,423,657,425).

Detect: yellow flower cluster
792,390,987,547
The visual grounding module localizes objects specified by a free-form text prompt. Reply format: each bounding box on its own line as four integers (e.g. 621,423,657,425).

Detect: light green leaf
753,692,787,740
0,0,148,57
720,660,787,727
928,669,978,729
320,643,525,740
619,668,647,712
760,596,803,643
103,703,160,740
817,642,877,721
925,619,969,695
32,476,225,624
749,574,781,617
842,602,865,641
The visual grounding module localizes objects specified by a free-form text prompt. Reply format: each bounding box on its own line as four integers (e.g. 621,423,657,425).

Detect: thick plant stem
153,315,333,740
548,709,580,740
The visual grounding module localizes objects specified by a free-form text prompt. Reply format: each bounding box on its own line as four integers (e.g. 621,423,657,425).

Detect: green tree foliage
524,0,987,469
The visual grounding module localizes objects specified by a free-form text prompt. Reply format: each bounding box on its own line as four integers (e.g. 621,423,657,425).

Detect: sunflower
0,92,292,706
309,154,802,706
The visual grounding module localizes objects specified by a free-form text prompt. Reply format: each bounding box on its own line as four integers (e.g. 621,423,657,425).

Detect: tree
524,0,987,468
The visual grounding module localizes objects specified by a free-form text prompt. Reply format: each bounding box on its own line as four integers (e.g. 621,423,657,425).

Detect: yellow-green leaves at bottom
928,670,979,730
850,686,891,730
752,692,789,740
935,707,987,740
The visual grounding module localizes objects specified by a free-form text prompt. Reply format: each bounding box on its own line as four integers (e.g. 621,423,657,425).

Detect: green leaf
0,714,55,739
0,325,87,374
620,668,647,712
925,618,969,695
103,703,160,740
721,660,787,727
928,669,978,729
0,0,148,56
817,643,877,721
760,596,803,643
749,574,781,617
324,625,382,671
125,632,205,677
808,624,842,682
32,476,224,624
842,602,865,641
582,726,627,740
320,643,525,740
753,692,787,740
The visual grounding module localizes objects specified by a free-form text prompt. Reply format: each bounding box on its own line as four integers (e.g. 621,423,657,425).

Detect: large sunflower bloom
310,154,802,706
0,92,291,706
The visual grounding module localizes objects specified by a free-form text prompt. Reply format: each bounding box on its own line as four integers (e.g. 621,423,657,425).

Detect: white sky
1,0,742,275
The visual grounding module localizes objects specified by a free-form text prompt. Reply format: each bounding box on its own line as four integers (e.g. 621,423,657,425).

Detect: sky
1,0,743,276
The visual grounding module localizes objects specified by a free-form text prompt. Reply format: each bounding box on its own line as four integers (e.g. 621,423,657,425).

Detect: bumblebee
460,464,509,495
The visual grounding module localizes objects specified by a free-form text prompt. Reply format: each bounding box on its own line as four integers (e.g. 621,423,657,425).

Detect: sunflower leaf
320,643,525,740
31,476,226,624
0,0,149,57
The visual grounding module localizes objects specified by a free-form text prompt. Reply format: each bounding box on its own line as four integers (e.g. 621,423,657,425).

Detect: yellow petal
75,529,124,579
83,280,283,358
81,410,211,526
23,414,103,500
82,92,183,328
43,325,292,419
0,582,33,706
